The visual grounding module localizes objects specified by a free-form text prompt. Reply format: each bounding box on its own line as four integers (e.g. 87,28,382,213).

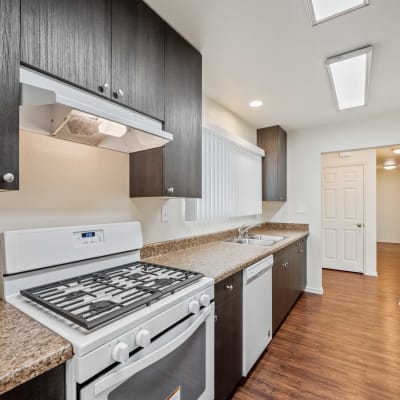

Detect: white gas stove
1,222,214,400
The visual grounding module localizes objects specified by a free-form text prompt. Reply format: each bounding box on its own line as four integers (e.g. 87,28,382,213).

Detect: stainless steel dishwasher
242,255,274,376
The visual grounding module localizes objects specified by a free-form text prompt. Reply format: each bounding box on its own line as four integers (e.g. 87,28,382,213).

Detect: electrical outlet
296,204,305,214
161,205,168,222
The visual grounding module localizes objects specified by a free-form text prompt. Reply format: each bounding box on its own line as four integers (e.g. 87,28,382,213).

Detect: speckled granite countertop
0,300,73,395
144,228,308,282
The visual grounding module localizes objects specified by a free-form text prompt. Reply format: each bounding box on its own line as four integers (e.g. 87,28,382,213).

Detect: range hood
19,67,173,153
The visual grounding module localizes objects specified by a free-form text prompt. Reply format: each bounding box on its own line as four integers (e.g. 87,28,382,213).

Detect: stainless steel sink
248,234,286,242
224,234,286,247
224,237,275,246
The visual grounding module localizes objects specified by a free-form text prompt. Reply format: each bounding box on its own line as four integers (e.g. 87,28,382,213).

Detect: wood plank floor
232,243,400,400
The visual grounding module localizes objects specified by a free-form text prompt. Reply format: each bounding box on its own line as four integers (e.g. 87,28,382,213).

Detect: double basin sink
225,234,286,247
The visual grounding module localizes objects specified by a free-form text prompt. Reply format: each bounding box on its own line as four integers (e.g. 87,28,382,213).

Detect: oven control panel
73,229,104,247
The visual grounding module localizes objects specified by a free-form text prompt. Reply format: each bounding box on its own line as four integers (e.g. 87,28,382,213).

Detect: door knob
357,223,363,228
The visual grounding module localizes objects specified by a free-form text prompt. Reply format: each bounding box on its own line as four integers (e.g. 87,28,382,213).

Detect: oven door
80,304,214,400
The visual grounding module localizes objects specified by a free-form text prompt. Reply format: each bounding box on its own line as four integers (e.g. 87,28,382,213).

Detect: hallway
233,243,400,400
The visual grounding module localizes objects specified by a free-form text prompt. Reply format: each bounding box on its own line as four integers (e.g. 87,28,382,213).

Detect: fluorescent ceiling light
326,46,372,111
305,0,369,25
392,147,400,154
249,100,263,108
384,164,397,170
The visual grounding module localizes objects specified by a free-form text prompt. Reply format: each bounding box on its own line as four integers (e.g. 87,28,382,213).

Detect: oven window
109,323,206,400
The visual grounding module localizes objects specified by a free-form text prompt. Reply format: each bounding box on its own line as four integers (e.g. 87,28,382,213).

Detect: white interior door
322,165,364,273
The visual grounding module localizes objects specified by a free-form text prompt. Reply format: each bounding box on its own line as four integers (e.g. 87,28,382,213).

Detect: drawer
215,271,243,305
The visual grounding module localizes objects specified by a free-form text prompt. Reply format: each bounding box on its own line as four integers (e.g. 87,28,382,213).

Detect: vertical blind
186,126,263,221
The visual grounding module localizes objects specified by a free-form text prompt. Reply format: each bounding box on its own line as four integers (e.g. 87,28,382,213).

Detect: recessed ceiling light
392,147,400,154
305,0,369,25
326,46,372,111
249,100,263,108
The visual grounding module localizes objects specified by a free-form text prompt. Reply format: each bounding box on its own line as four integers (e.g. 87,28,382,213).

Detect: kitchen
0,1,399,400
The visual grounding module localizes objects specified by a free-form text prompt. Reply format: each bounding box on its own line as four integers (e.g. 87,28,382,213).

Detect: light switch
161,205,168,222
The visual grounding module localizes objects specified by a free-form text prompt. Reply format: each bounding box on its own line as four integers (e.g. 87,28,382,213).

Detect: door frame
321,149,377,276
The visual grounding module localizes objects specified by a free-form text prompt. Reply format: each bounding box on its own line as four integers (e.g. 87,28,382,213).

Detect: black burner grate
20,262,203,330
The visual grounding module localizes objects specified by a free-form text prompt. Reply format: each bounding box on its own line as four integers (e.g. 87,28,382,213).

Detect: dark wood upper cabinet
0,0,20,191
130,24,202,198
163,24,202,198
214,272,243,400
21,0,112,97
111,0,165,120
257,125,287,201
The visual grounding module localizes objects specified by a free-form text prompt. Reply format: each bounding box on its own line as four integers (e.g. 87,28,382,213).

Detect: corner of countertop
0,300,73,395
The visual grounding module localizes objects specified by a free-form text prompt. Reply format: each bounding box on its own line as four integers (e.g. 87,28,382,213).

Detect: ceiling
145,0,400,131
377,146,400,168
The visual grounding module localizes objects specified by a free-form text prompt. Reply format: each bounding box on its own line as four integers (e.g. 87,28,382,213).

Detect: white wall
377,168,400,243
265,111,400,293
0,95,263,244
321,149,377,277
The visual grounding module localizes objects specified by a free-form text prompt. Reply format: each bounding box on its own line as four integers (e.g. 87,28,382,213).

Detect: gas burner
21,262,203,330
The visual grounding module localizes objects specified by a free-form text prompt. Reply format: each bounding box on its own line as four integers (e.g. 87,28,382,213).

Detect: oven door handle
94,306,212,396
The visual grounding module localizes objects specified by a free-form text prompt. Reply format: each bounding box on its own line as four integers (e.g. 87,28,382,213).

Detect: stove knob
136,329,151,348
199,294,211,307
188,300,200,314
112,342,129,363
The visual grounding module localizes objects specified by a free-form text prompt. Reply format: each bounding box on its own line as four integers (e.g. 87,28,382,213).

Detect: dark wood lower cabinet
0,364,65,400
214,272,243,400
272,238,307,334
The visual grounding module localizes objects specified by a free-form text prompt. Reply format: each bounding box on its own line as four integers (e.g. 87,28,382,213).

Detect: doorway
322,164,364,273
321,149,377,275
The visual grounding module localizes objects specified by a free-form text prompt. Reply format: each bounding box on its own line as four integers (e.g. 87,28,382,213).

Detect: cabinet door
112,0,165,120
272,250,287,334
257,125,287,201
0,0,19,191
164,24,202,198
214,273,242,400
277,126,287,201
0,364,65,400
21,0,111,97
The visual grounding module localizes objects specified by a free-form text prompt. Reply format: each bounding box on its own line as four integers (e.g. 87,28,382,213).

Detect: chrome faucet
238,224,261,239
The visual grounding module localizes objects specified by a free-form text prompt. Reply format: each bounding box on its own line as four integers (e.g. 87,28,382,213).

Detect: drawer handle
225,284,234,291
281,262,288,268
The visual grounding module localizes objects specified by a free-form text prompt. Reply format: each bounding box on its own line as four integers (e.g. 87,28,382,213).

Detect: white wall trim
305,286,324,295
364,271,378,277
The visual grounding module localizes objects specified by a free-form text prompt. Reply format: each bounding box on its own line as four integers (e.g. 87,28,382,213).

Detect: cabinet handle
113,89,125,99
98,83,109,94
214,315,218,322
281,262,288,268
2,173,15,183
167,187,174,194
225,284,234,291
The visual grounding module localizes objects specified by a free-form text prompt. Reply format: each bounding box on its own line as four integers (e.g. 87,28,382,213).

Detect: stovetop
20,262,203,330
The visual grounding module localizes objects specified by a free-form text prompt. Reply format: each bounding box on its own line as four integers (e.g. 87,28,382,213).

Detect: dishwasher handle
244,255,273,284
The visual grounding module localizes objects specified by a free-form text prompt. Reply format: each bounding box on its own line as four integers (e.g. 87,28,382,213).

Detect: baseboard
305,286,324,295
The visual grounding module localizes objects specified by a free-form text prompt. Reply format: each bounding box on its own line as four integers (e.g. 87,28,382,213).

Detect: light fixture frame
325,45,373,111
304,0,369,26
